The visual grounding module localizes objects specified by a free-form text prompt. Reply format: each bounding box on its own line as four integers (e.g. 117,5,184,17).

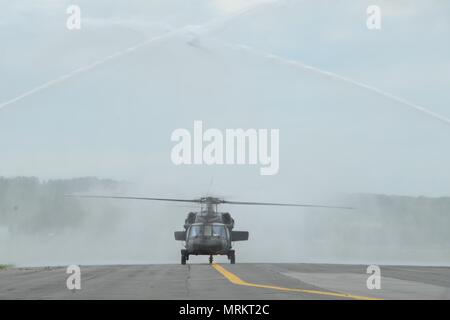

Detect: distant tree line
0,177,121,234
341,193,450,245
1,176,449,243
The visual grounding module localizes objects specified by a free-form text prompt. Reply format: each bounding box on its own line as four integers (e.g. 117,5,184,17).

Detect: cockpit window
212,225,227,238
189,226,201,237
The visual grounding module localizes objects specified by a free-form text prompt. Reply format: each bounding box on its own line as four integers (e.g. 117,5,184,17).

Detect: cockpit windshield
188,225,227,238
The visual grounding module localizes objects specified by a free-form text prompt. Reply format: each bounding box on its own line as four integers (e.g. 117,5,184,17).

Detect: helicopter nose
191,238,224,252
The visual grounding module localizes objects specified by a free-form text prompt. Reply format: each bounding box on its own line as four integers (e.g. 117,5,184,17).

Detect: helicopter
69,194,352,264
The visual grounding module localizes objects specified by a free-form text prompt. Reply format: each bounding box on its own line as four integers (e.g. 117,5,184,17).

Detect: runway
1,263,450,299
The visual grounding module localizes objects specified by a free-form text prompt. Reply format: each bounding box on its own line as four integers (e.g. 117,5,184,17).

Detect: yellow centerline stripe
212,263,383,300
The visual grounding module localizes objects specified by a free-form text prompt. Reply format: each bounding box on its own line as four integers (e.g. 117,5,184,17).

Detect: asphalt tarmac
1,263,450,299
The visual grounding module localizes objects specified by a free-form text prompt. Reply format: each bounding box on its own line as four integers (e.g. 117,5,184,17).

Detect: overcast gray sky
0,0,449,199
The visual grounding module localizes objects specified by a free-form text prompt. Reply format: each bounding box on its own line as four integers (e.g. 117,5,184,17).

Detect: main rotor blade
222,200,354,210
66,194,353,209
66,194,201,204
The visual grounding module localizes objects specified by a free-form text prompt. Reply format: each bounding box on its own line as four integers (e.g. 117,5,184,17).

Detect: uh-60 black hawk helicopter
70,194,352,265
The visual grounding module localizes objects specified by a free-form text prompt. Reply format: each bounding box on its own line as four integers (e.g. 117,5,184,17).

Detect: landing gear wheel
209,255,213,264
181,250,187,265
229,251,235,264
